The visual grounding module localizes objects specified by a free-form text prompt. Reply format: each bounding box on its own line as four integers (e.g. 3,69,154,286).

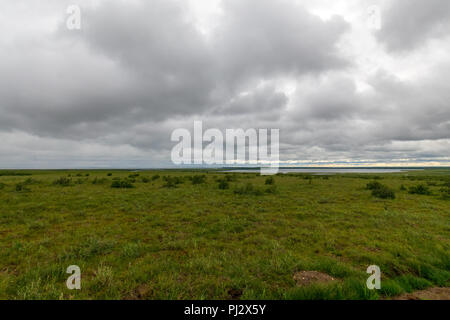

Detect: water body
224,168,423,174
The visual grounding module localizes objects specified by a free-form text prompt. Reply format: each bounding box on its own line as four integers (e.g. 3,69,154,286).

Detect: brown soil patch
392,287,450,300
228,288,243,300
293,271,336,286
125,284,154,300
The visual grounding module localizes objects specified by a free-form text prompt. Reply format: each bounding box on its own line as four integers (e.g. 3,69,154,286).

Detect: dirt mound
293,271,336,286
392,287,450,300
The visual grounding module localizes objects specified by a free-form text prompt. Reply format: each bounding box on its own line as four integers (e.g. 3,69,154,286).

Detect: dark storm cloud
0,0,349,142
377,0,450,51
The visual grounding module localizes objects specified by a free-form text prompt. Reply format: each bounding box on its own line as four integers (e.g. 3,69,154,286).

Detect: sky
0,0,449,168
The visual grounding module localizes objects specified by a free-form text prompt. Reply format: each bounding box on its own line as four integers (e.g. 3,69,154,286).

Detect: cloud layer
0,0,449,168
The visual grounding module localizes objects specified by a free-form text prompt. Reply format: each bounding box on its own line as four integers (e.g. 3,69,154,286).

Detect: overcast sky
0,0,449,168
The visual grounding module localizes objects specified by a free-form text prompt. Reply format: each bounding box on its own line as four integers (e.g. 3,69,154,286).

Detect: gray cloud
0,0,349,140
0,0,448,168
377,0,450,51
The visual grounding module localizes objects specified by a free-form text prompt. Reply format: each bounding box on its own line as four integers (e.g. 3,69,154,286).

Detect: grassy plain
0,169,449,299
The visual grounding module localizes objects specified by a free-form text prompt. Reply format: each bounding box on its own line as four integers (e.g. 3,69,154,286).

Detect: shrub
162,176,183,188
85,173,90,177
170,176,183,184
110,180,121,188
192,175,206,185
15,183,30,192
24,178,39,185
400,184,407,191
234,183,263,196
141,177,150,183
0,182,6,190
265,185,277,194
53,177,72,186
162,179,177,188
107,173,112,176
225,174,237,182
366,181,396,199
265,177,275,185
121,242,143,259
366,181,383,190
372,185,396,199
111,179,135,189
152,174,160,181
92,178,108,185
218,179,229,190
408,184,432,195
439,187,450,200
129,173,140,179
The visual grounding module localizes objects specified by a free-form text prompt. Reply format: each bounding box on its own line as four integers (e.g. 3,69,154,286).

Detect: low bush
53,177,72,186
23,178,39,185
225,174,237,182
111,179,135,189
265,177,275,185
366,181,395,199
162,176,183,188
366,181,383,190
75,178,86,184
15,183,30,192
152,174,160,181
372,185,396,199
192,175,207,185
234,183,263,196
408,184,432,195
92,178,108,185
218,179,229,190
265,185,277,194
141,177,150,183
439,187,450,200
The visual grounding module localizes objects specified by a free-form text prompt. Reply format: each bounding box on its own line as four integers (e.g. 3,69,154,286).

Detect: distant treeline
0,171,32,177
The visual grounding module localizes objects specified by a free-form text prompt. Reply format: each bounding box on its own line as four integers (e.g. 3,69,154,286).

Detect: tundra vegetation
0,169,448,299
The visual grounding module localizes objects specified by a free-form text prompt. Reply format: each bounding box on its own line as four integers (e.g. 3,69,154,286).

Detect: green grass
0,169,449,299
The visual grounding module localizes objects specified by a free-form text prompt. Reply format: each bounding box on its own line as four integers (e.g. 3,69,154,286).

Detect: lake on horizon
224,168,424,174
